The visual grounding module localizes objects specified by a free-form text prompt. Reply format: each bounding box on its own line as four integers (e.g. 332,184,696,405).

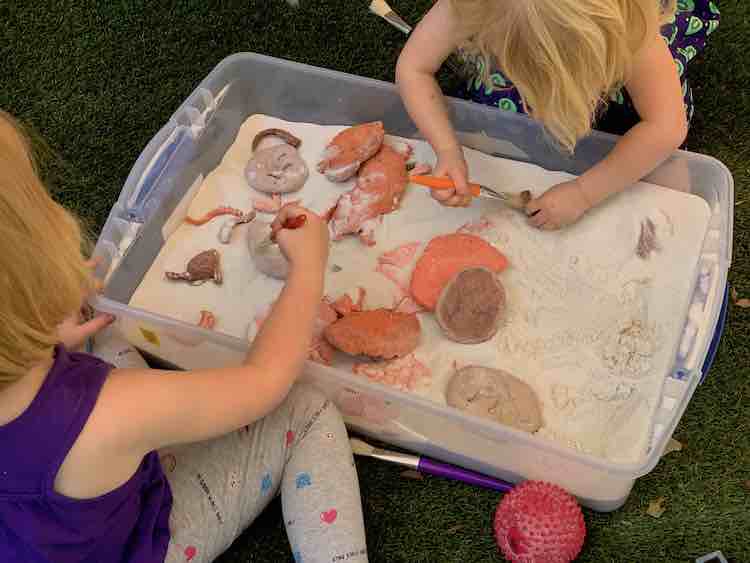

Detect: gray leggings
92,327,368,563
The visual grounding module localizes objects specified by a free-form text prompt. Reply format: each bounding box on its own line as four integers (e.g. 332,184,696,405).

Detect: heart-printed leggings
160,384,368,563
91,328,368,563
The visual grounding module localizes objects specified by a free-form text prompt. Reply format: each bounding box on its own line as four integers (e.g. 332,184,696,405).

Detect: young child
396,0,720,230
0,111,368,563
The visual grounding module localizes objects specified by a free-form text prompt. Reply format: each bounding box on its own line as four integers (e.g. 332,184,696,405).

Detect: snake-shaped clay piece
436,267,506,344
246,128,308,194
445,366,542,433
165,249,223,285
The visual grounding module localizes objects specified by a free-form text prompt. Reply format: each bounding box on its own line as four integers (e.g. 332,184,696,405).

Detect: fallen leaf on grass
400,470,424,480
646,497,667,518
731,287,750,308
661,438,684,457
446,525,464,535
743,480,750,493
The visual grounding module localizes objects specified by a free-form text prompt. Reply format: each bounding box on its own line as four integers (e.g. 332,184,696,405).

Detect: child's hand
526,180,592,230
57,307,114,351
57,258,114,350
430,146,472,208
272,204,329,277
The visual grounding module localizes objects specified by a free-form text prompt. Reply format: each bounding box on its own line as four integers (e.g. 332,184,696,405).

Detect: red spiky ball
494,481,586,563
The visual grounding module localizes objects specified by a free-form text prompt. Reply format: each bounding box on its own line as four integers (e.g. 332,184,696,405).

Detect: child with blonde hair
396,0,720,229
0,111,368,563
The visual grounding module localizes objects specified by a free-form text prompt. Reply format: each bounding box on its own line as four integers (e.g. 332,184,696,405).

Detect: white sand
130,115,711,463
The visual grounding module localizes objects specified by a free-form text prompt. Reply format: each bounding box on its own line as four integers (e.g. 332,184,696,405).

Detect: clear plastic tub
92,53,733,511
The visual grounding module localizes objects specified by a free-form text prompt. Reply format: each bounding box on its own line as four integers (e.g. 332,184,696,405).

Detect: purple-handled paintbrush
350,438,513,493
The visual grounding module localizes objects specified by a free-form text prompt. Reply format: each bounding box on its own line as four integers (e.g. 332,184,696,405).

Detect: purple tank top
0,345,172,562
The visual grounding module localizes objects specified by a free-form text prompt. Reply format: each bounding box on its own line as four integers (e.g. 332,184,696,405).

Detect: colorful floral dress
455,0,720,135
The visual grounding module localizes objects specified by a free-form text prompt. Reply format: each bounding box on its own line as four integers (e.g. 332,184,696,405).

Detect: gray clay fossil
445,366,542,433
245,128,308,194
246,220,290,280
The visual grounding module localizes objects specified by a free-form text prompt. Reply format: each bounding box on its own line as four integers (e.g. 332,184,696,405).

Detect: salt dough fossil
445,366,542,433
218,211,256,244
197,310,216,329
323,288,420,360
165,249,223,285
436,267,506,344
245,128,308,194
317,121,385,182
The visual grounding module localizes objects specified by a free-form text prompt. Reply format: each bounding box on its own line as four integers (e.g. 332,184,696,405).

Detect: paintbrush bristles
368,0,393,18
349,437,376,456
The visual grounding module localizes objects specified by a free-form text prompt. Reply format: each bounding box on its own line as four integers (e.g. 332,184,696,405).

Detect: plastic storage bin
92,53,733,511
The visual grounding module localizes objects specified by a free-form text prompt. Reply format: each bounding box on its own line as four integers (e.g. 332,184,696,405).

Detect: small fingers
68,314,115,348
271,204,303,230
540,219,559,231
529,209,549,228
525,198,542,216
430,188,454,203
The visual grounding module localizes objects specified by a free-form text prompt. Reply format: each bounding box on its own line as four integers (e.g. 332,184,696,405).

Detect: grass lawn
2,1,748,561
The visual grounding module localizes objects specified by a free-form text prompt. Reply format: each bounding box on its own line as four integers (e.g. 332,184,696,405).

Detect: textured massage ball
494,481,586,563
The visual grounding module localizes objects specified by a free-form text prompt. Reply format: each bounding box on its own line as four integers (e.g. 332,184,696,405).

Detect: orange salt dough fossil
329,143,413,246
197,310,216,329
317,121,385,182
251,193,301,214
323,288,421,360
352,354,431,392
185,206,245,226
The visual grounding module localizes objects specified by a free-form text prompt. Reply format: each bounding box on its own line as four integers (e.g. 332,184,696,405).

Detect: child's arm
528,34,687,229
89,206,329,455
396,0,473,207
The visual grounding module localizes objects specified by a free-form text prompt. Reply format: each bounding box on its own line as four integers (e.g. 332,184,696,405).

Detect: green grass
2,1,748,561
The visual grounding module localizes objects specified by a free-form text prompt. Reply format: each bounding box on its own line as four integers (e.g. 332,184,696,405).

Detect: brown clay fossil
165,249,223,285
435,267,506,344
251,128,302,151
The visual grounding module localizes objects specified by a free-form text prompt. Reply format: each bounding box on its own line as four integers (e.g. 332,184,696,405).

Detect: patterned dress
455,0,720,136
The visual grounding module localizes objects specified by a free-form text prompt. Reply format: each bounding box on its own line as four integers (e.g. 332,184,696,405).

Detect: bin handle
123,86,224,223
124,125,189,222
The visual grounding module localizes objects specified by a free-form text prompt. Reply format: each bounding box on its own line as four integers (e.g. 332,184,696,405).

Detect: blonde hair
0,111,93,383
452,0,675,151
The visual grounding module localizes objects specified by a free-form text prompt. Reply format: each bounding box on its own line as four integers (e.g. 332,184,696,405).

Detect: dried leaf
730,287,750,308
662,438,684,457
446,525,464,534
646,496,667,518
400,470,424,480
743,480,750,493
736,199,745,206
